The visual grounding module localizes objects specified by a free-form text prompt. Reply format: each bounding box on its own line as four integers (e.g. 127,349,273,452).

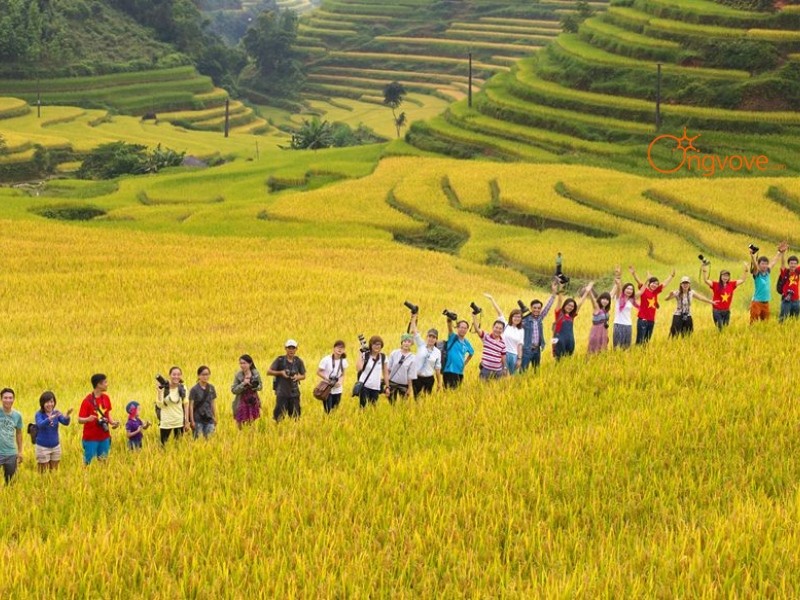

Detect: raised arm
471,312,484,336
734,262,749,286
628,265,643,288
661,269,677,288
483,293,504,319
772,241,789,270
577,282,594,311
701,264,713,288
692,290,716,305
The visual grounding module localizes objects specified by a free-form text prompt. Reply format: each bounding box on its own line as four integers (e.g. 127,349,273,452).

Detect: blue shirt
522,295,555,350
34,411,71,448
753,270,771,302
442,333,474,375
0,409,22,457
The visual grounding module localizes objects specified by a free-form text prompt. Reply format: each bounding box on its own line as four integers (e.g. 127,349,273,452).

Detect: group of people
0,244,797,483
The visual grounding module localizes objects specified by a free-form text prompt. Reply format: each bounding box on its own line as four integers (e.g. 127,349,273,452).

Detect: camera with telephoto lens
358,334,369,354
442,309,458,321
698,254,710,266
403,300,419,315
155,374,169,389
517,299,531,318
554,252,570,285
749,244,760,255
470,302,482,315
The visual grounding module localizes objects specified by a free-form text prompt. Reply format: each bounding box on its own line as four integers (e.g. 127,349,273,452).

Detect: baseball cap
285,339,298,348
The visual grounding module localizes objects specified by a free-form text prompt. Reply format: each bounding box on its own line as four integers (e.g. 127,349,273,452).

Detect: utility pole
655,63,662,131
468,52,473,108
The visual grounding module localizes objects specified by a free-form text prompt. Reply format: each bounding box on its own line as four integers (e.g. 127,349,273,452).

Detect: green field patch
386,189,469,254
634,0,777,27
448,98,635,155
0,67,200,94
445,29,556,43
374,35,545,55
552,34,750,80
0,98,31,120
453,21,561,34
28,203,107,221
408,116,560,162
510,60,800,131
766,185,800,216
580,16,682,62
137,191,224,205
41,180,119,199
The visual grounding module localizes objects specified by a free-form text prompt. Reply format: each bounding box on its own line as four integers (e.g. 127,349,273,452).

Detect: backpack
27,423,38,445
777,269,790,295
272,356,286,391
436,335,457,371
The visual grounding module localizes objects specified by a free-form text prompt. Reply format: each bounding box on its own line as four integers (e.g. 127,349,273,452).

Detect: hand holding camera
358,333,369,354
698,254,710,266
155,374,169,390
403,300,419,315
442,309,458,322
469,302,482,315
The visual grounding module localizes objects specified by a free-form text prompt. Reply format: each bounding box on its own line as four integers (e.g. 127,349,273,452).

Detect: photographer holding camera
410,314,442,396
442,315,474,390
316,341,347,414
267,340,306,421
78,374,119,466
156,366,189,446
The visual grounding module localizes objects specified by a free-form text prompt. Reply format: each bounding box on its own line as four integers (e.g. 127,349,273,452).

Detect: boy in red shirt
778,254,800,322
78,373,119,465
630,268,675,345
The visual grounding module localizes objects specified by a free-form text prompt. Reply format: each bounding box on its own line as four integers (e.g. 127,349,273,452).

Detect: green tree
290,118,334,150
242,10,304,96
383,81,408,139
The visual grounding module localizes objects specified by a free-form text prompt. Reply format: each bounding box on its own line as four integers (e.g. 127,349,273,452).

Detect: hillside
0,0,188,77
406,0,800,173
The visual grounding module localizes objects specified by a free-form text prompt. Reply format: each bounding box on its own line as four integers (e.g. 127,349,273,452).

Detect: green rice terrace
1,0,799,179
406,0,800,173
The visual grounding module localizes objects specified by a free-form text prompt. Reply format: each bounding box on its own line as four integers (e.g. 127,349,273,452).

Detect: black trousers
274,394,301,421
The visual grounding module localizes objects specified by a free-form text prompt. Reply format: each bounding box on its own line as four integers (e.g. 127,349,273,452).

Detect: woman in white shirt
316,341,348,414
410,314,442,396
355,336,390,408
484,293,524,374
612,266,637,350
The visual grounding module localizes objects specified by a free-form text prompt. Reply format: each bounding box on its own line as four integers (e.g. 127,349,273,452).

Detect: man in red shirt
630,268,675,344
78,373,119,465
778,254,800,322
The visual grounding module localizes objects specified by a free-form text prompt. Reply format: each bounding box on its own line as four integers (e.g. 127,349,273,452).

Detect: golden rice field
2,143,800,595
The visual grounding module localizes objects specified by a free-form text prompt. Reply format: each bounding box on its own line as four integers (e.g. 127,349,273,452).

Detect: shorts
35,444,62,464
83,438,111,465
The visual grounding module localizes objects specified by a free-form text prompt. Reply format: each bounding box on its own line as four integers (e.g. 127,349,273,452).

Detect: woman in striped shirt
472,312,508,380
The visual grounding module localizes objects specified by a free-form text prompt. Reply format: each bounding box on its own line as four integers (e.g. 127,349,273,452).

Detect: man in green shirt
0,388,23,484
